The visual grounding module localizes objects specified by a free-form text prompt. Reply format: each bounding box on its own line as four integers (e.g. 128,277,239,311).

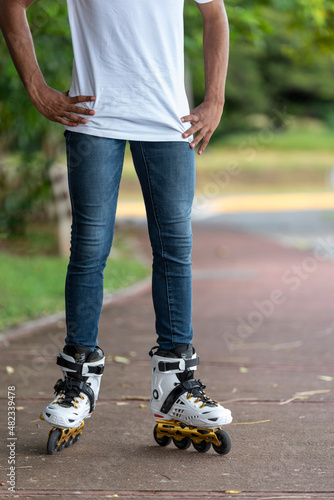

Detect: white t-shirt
65,0,213,141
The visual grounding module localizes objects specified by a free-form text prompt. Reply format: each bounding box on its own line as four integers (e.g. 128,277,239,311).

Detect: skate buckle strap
57,354,104,376
160,379,211,415
181,379,202,391
54,378,96,413
158,356,199,373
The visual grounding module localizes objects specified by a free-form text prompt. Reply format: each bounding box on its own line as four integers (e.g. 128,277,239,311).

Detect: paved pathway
1,221,334,499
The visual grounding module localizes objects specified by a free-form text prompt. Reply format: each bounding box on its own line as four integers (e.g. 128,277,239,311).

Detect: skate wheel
65,438,73,447
153,424,172,447
212,429,232,455
46,428,62,455
73,434,81,444
173,437,191,450
58,441,66,452
192,439,211,453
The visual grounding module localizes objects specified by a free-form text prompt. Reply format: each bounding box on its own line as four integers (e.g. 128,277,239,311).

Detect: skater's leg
41,134,125,432
64,132,126,350
130,141,195,351
130,140,232,432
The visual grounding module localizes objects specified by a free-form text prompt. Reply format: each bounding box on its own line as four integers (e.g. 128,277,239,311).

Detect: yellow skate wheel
192,439,211,453
212,430,232,455
173,436,191,450
153,424,172,447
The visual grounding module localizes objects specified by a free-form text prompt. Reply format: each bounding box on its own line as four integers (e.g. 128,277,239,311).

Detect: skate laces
183,378,218,408
53,378,85,409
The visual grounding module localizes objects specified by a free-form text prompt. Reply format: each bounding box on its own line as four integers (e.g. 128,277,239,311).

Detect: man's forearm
202,2,229,106
181,1,229,154
0,1,46,100
0,0,95,126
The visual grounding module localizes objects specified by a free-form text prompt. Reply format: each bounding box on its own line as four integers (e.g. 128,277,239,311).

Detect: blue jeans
64,131,196,352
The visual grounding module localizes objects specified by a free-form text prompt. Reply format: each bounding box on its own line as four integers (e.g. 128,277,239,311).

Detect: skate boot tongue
154,344,194,359
171,344,194,359
63,345,92,363
56,379,81,408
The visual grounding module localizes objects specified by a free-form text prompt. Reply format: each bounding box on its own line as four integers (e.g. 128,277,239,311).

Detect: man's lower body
41,132,232,432
64,132,195,351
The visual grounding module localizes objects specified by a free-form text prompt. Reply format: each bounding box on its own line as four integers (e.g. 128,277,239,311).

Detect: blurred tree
185,0,334,134
0,1,72,236
0,1,72,153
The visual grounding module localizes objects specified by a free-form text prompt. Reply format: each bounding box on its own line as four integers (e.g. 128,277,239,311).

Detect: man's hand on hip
180,100,223,155
31,85,96,127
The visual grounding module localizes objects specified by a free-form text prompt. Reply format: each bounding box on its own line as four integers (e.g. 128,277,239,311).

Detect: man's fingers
198,136,210,155
68,95,96,104
58,117,79,127
182,122,202,138
190,130,205,148
62,111,88,124
181,101,223,153
181,114,192,123
181,113,199,124
69,105,95,116
192,131,212,155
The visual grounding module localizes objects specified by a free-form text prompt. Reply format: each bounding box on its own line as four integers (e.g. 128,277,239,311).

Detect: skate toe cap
217,407,232,426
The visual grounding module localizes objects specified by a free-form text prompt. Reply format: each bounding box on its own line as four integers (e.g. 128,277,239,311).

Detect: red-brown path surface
1,222,334,499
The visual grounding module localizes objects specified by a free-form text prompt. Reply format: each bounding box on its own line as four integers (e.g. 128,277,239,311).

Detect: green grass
193,148,334,194
0,251,150,332
115,126,334,197
217,127,334,151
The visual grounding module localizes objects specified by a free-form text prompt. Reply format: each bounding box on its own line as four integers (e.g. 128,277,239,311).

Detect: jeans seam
138,142,174,346
66,132,74,336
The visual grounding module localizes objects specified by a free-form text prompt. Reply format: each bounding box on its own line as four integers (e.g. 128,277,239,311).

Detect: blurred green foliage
185,0,334,133
0,1,72,236
0,0,333,237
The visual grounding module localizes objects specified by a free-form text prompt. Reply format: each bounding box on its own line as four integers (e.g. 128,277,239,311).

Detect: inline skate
40,345,105,454
150,344,232,455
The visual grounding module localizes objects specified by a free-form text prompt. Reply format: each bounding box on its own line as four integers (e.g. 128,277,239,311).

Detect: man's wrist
25,74,47,102
203,95,225,109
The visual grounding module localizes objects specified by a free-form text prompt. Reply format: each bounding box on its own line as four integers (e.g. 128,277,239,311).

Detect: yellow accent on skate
155,419,221,447
49,421,85,448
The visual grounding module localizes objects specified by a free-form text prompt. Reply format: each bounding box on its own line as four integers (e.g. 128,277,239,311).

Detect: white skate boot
150,344,232,454
40,345,105,454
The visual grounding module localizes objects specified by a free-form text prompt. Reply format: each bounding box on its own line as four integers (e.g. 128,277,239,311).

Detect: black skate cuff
57,354,104,376
158,357,198,373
